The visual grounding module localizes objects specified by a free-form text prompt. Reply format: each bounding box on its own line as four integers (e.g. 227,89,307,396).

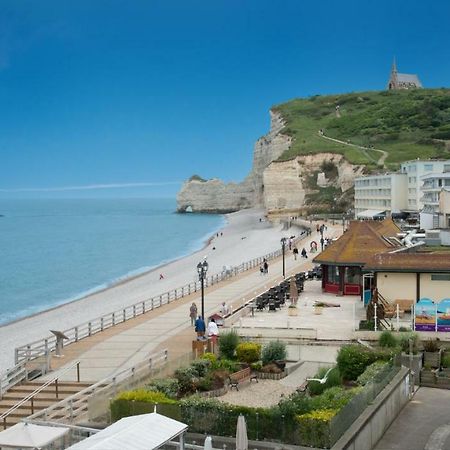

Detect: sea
0,198,225,326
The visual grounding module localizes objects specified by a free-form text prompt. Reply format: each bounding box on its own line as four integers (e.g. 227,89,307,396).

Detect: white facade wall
400,160,450,211
354,173,407,216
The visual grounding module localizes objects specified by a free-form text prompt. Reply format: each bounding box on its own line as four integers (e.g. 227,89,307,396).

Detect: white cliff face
262,154,364,214
176,111,363,214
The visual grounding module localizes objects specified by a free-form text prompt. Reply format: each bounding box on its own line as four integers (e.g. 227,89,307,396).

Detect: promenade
43,224,343,383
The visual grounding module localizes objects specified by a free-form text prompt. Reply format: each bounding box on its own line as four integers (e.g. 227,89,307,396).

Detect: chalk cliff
176,110,363,214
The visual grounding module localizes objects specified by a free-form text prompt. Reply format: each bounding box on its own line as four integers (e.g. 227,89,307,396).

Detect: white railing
14,245,293,366
26,349,169,425
0,359,81,429
0,361,28,401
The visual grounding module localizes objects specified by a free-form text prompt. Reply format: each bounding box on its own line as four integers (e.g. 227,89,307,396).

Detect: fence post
100,317,104,331
74,328,78,342
77,362,80,382
133,305,136,317
188,284,191,295
151,299,154,309
88,322,92,336
123,309,126,322
55,379,59,399
142,301,146,314
112,313,115,326
15,348,19,365
374,304,378,332
182,287,184,297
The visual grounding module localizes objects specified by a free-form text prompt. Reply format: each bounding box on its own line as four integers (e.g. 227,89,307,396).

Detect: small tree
262,340,287,366
219,330,240,360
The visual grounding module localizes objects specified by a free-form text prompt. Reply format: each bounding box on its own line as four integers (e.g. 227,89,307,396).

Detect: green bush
308,367,342,396
174,366,198,396
219,330,240,359
115,389,176,404
399,332,419,354
191,359,210,378
336,344,393,381
236,342,261,363
200,352,217,365
442,355,450,368
262,340,287,365
379,331,398,348
309,386,360,411
196,375,214,392
356,361,389,386
423,339,439,352
146,378,179,399
359,320,375,330
296,409,336,449
216,358,239,373
250,361,263,371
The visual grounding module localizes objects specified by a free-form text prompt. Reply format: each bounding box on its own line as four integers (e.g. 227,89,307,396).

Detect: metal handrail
26,349,169,424
14,242,298,365
0,359,81,429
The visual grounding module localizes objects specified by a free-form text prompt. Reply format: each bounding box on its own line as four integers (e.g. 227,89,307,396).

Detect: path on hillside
318,132,388,168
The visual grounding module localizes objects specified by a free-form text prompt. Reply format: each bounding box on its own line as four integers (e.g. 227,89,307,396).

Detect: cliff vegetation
273,88,450,169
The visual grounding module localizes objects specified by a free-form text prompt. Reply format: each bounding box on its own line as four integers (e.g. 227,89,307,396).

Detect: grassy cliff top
273,88,450,169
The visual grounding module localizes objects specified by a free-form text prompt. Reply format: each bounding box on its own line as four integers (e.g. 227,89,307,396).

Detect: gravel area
217,379,297,408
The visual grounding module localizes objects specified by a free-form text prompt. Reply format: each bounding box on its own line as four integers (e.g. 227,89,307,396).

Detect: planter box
440,368,450,377
420,369,438,385
197,385,227,398
256,371,287,380
424,349,442,369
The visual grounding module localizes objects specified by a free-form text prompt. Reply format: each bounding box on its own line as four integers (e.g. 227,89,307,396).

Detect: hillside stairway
0,380,94,429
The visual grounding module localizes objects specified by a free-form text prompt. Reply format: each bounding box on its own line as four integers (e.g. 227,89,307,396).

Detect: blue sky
1,0,449,198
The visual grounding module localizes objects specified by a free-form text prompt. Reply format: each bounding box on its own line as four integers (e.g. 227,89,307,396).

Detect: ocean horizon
0,198,225,326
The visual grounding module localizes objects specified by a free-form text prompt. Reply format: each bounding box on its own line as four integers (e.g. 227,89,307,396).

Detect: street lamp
280,237,287,278
197,258,209,320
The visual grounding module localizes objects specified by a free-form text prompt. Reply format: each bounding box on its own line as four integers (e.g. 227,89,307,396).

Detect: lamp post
342,214,346,233
280,237,287,278
197,259,209,320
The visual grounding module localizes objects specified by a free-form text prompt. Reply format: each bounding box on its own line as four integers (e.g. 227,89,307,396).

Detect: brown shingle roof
364,252,450,272
313,219,401,266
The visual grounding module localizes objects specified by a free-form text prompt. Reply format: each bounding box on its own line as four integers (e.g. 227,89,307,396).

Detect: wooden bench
394,299,414,313
229,367,258,391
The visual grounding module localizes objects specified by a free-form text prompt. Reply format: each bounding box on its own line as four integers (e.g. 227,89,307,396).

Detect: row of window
402,163,450,174
355,178,392,187
355,199,391,207
355,188,392,197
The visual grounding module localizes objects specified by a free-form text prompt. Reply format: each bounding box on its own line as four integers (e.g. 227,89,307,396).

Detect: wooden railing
26,349,169,425
0,360,81,429
14,245,293,366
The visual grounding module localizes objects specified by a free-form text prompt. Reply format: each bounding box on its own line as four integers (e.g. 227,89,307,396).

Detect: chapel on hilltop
387,58,422,90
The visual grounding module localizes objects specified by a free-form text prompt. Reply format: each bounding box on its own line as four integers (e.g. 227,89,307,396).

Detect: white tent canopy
0,422,69,449
356,209,386,219
67,413,188,450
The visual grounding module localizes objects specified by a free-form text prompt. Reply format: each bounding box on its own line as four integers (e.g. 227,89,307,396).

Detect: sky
1,0,449,198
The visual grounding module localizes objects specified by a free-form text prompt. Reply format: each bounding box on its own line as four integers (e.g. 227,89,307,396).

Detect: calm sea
0,198,224,325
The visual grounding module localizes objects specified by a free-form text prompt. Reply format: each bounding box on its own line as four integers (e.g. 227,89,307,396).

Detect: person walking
301,248,307,258
263,260,269,274
293,246,299,260
194,315,206,340
189,302,198,326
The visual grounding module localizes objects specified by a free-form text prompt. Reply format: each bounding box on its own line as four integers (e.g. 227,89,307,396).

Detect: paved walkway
44,225,343,382
374,387,450,450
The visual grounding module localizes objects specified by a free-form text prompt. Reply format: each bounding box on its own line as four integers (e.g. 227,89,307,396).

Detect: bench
229,367,258,391
394,299,414,313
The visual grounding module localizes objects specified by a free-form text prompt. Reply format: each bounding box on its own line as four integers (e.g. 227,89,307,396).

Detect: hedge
297,409,337,448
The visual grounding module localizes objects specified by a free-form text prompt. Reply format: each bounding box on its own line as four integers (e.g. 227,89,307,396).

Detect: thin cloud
0,182,181,193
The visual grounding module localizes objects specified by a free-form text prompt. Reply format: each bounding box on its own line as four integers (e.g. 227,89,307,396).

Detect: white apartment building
420,173,450,229
400,159,450,210
354,173,407,217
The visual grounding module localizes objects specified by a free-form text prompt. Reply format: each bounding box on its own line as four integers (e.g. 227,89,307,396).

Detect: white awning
0,422,69,449
356,210,386,219
67,413,188,450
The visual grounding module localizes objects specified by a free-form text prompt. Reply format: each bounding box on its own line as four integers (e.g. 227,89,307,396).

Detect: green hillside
273,88,450,169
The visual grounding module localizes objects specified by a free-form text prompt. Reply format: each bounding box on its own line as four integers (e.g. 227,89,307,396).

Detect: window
444,165,450,173
431,274,450,281
345,267,361,285
445,179,450,187
327,265,340,284
424,164,433,172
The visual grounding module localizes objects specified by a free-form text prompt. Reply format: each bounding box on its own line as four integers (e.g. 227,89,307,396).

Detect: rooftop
364,252,450,272
313,219,402,266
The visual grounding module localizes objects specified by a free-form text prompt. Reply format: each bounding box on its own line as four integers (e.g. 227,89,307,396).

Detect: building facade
400,159,450,211
420,174,450,229
387,59,422,90
354,173,407,217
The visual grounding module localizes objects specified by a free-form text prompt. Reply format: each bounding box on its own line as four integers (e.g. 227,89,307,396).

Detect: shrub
250,361,263,371
359,319,375,330
260,363,282,374
442,355,450,368
296,409,336,449
262,340,287,365
191,359,210,378
115,389,176,404
196,375,214,392
336,344,393,381
399,332,419,354
200,352,217,365
423,339,439,352
309,386,360,412
236,342,261,363
308,367,342,396
174,366,198,396
216,358,239,373
379,331,398,348
219,330,240,359
356,361,389,386
146,378,179,399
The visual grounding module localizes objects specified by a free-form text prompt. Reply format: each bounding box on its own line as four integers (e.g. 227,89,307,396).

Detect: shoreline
0,208,294,369
0,214,228,329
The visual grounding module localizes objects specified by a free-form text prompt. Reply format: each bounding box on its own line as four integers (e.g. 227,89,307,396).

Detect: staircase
0,380,92,429
367,289,392,330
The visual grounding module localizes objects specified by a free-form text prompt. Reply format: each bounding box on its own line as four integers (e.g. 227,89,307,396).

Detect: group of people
189,302,220,342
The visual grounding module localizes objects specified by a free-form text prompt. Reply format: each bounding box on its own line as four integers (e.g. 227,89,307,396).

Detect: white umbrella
204,435,213,450
0,422,69,448
236,414,248,450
